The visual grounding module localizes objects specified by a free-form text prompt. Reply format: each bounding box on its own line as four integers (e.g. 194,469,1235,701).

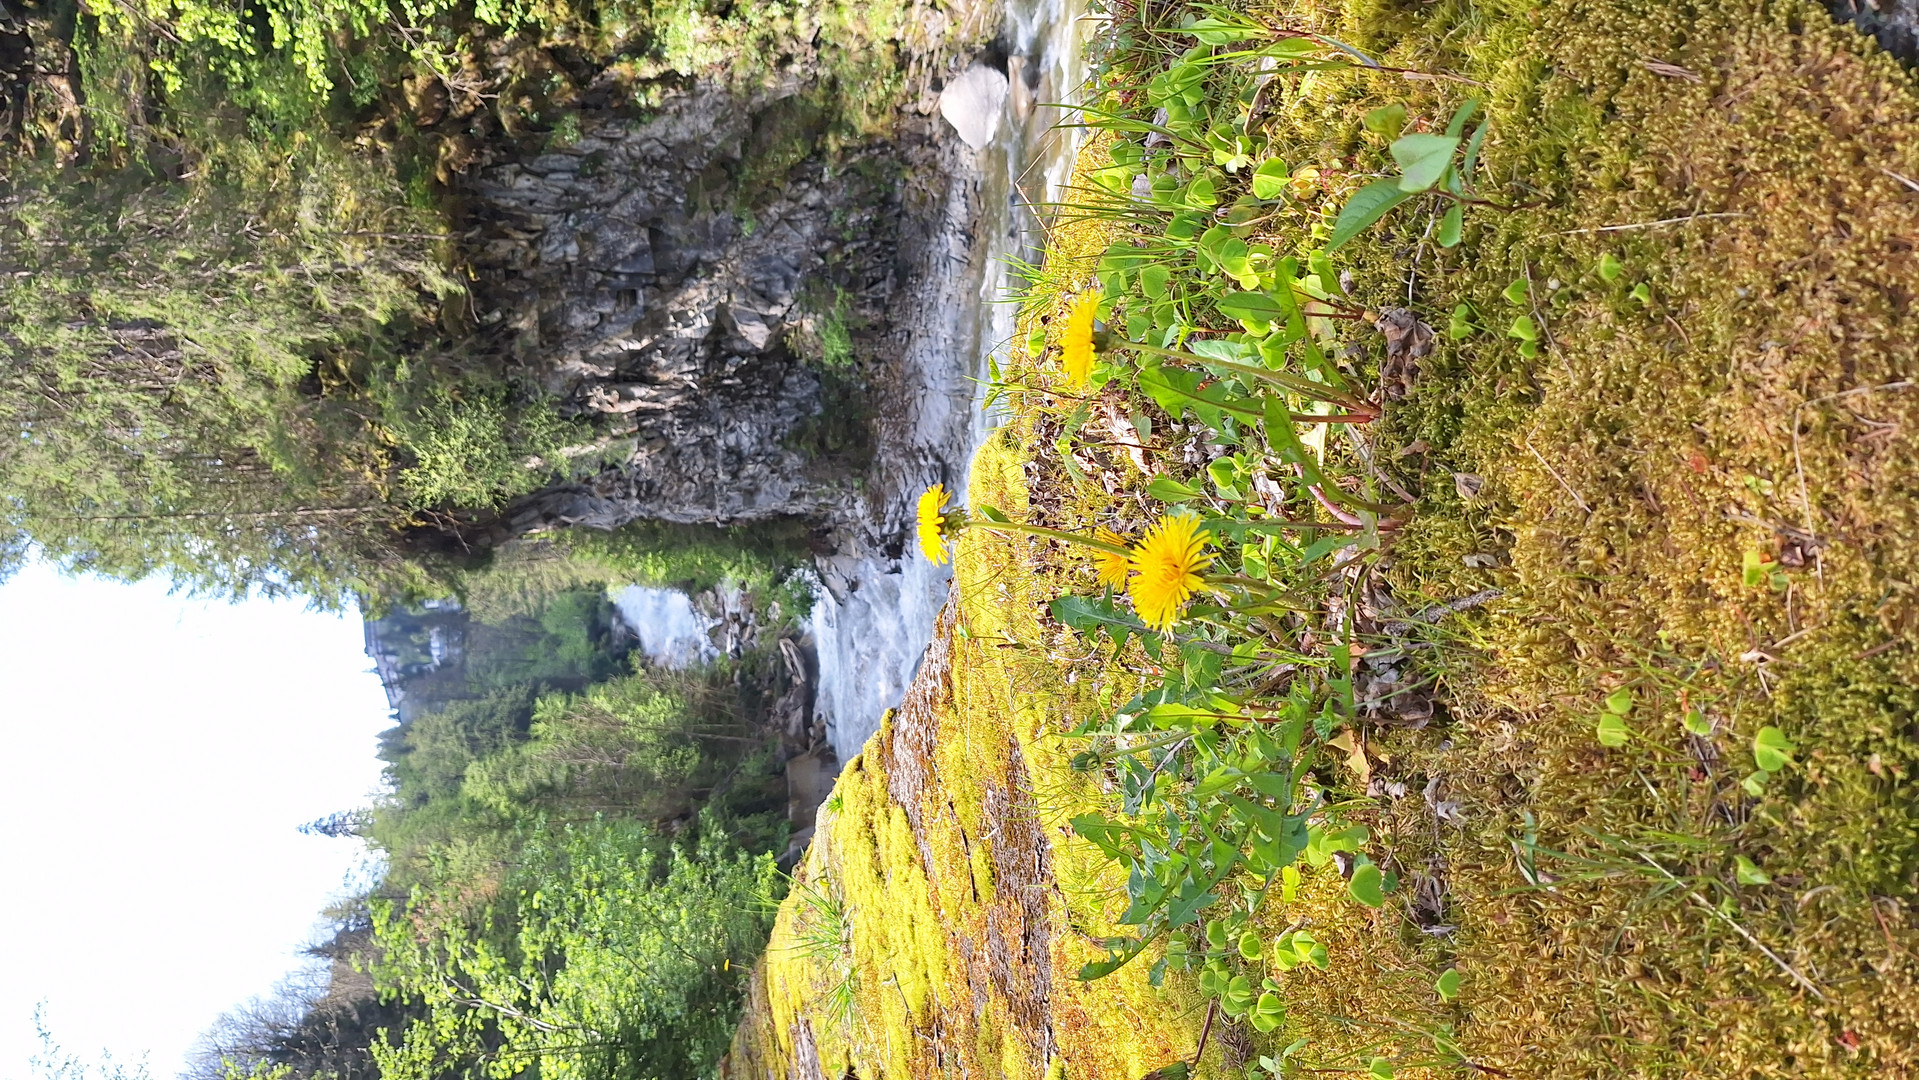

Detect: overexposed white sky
0,561,392,1079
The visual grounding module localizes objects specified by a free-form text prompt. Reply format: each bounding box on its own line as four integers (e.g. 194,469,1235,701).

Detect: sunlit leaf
1390,133,1459,192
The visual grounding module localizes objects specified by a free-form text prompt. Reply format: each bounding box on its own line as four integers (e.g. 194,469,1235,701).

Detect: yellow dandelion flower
1060,293,1099,385
917,483,954,564
1094,527,1130,591
1127,512,1214,631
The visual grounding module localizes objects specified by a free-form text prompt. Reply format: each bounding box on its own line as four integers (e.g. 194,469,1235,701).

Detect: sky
0,561,393,1080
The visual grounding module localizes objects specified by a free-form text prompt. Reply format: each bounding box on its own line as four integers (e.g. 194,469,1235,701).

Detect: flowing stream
807,0,1088,765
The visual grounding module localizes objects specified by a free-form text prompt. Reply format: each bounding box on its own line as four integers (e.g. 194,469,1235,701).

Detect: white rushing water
809,0,1088,765
611,585,721,668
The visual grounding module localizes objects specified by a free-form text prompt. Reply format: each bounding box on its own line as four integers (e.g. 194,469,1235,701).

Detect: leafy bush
369,818,780,1080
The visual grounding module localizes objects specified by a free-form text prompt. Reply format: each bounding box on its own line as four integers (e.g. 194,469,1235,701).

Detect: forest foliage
0,0,913,603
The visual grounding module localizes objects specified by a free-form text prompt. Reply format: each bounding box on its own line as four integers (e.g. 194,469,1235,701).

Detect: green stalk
964,517,1131,555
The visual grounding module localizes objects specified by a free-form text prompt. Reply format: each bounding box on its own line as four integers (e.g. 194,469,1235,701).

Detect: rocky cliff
464,34,1006,546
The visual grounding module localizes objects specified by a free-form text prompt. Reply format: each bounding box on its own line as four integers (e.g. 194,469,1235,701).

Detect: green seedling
1753,726,1794,773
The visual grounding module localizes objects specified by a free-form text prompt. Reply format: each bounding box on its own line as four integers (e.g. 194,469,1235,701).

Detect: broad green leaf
1438,203,1463,247
1239,931,1263,960
1217,290,1289,326
1508,314,1538,342
1390,133,1460,192
1630,282,1652,305
1435,968,1461,1001
1735,854,1771,885
1363,103,1407,138
1741,770,1769,797
1252,158,1291,199
1348,859,1385,907
1326,179,1415,252
1221,974,1255,1015
1604,687,1634,716
1682,708,1713,736
1216,238,1258,289
1141,264,1171,298
1186,172,1217,208
1598,252,1624,282
1753,726,1795,772
1369,1057,1395,1080
1596,712,1631,747
1502,277,1529,304
1250,990,1285,1033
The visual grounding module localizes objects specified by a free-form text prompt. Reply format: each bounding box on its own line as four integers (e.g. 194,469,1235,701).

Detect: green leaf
1604,687,1634,716
1741,770,1769,797
1447,303,1475,340
1517,339,1540,359
1239,931,1263,960
1182,15,1261,44
1221,974,1255,1015
1753,726,1795,772
1734,854,1771,885
1363,103,1407,138
1390,133,1460,192
1459,118,1490,187
1437,203,1463,247
1369,1057,1395,1080
1682,708,1712,736
1141,264,1171,299
1444,98,1481,138
1077,937,1147,980
1050,594,1157,654
1252,158,1291,200
1501,277,1529,304
1630,282,1652,305
1327,179,1415,252
1216,290,1288,328
1598,252,1624,282
1508,314,1538,342
1250,990,1286,1033
1148,475,1205,503
1348,859,1385,907
1596,712,1631,747
1206,919,1230,950
1186,172,1218,208
1434,968,1461,1002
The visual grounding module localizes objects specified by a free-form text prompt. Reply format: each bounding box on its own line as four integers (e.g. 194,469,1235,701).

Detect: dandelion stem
967,516,1133,556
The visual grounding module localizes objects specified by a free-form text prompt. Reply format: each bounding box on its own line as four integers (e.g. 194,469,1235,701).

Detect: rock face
463,76,962,538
